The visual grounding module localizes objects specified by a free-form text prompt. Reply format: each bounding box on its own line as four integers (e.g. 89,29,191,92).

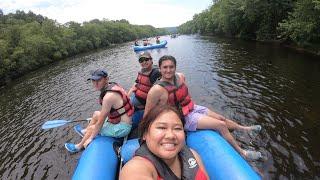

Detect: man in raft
143,55,262,160
128,51,161,110
65,69,134,152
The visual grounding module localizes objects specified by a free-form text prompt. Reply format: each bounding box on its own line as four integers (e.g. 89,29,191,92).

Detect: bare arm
143,85,165,118
191,149,210,180
127,83,137,97
177,72,186,84
85,92,115,145
120,157,157,180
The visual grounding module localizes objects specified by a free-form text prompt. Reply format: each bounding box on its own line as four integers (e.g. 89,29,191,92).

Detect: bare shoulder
144,84,168,116
150,84,165,92
148,84,166,97
190,148,204,168
190,149,201,160
190,148,209,179
177,72,186,82
177,72,185,78
103,90,121,102
120,156,156,180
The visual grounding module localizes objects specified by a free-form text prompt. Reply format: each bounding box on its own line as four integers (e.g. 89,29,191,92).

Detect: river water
0,35,319,179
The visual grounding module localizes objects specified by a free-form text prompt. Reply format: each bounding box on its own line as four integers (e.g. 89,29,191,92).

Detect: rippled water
0,35,319,179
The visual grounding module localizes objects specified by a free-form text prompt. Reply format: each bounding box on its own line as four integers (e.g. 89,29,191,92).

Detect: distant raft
133,40,167,51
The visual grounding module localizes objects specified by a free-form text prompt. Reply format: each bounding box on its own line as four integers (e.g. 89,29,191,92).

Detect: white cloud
0,0,212,27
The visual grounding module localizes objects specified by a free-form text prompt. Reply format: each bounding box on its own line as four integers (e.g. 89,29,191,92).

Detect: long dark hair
139,105,185,141
158,55,177,67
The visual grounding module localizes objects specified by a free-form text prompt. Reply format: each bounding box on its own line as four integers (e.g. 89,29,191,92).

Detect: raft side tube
72,136,119,180
187,130,261,180
120,138,140,164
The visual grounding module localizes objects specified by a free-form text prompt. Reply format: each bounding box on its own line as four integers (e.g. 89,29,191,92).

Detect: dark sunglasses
139,57,152,63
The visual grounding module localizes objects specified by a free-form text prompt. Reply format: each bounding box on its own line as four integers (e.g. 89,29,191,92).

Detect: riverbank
0,43,117,88
253,39,320,57
202,33,320,58
281,43,320,57
0,11,167,88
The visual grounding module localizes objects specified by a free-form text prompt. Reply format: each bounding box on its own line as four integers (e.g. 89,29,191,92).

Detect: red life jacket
157,74,194,116
99,82,134,124
135,68,160,102
135,143,207,180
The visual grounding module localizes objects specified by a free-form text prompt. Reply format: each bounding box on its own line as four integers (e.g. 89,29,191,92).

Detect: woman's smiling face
143,110,185,161
159,59,176,81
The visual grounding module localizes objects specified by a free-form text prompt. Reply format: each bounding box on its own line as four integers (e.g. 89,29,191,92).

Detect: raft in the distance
133,40,167,51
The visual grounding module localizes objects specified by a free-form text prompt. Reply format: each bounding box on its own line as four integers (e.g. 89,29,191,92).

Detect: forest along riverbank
0,11,167,87
178,0,320,57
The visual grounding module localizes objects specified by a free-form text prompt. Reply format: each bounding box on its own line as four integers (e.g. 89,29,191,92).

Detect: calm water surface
0,35,319,179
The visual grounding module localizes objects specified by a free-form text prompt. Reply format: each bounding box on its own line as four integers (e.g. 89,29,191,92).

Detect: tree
0,10,168,86
279,0,320,47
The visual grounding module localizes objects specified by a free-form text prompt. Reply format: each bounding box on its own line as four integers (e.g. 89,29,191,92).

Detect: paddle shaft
42,118,91,129
69,119,90,123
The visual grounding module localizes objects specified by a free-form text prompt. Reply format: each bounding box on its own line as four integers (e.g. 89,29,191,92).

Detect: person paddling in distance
134,39,139,46
128,51,161,110
65,69,134,153
143,55,262,160
120,105,209,180
156,36,160,44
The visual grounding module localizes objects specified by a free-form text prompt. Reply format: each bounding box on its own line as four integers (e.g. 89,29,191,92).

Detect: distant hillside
163,27,178,34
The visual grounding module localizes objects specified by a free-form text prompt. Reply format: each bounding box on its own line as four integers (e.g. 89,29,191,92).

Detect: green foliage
0,10,168,86
178,0,294,40
178,0,319,52
278,0,320,46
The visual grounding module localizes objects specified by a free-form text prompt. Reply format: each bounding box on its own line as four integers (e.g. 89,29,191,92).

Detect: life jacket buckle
117,107,126,114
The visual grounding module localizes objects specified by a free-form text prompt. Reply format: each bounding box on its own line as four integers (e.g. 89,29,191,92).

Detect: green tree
279,0,320,47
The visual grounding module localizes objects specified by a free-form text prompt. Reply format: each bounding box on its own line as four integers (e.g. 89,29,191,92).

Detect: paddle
41,118,91,129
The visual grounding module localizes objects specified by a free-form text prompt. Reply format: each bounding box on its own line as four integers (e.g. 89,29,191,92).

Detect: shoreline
0,43,119,88
202,34,320,57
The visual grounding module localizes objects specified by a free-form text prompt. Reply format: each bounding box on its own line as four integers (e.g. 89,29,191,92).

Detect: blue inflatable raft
72,111,261,180
133,40,167,51
72,136,119,180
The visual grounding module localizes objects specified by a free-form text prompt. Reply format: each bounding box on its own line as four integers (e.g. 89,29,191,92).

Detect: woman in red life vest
120,105,209,180
128,52,161,110
144,55,262,160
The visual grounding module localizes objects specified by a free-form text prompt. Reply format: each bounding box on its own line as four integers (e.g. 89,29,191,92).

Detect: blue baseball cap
87,69,108,81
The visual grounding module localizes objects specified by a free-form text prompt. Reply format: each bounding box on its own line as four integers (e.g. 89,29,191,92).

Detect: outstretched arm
127,83,137,97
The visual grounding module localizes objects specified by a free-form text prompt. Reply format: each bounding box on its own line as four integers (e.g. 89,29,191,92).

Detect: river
0,35,319,179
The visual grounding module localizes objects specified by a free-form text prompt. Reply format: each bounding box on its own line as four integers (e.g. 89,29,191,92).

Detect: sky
1,0,213,28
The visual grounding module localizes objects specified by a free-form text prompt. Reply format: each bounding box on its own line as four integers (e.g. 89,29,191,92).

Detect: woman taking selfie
120,105,209,180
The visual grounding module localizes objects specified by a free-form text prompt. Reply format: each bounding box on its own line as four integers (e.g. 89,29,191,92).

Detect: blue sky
0,0,213,27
